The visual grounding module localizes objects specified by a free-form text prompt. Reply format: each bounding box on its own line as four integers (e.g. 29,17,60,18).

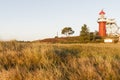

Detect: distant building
104,38,113,43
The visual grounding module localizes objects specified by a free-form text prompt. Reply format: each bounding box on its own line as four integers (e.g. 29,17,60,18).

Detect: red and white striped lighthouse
98,10,107,37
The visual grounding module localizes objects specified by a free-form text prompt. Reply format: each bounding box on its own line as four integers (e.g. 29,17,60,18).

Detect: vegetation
48,24,102,43
61,27,74,37
80,24,90,42
80,24,89,37
39,36,81,43
79,24,103,43
0,41,120,80
39,36,103,44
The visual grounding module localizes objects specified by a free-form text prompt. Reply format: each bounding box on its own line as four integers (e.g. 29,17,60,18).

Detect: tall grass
0,41,120,80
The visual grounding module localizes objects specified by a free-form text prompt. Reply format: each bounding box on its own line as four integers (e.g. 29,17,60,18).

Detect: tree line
61,24,102,43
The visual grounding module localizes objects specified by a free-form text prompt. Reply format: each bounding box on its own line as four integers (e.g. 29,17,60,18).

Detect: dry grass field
0,41,120,80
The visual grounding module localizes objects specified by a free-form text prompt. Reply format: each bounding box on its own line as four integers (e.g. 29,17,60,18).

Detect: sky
0,0,120,41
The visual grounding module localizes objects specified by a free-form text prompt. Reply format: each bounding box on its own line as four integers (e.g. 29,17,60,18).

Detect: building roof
99,10,105,15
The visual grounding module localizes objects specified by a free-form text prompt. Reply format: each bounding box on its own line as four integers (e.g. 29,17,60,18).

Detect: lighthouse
98,10,107,37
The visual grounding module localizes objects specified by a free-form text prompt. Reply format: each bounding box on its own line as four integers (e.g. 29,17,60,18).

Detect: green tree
80,24,89,36
61,27,74,37
80,24,90,42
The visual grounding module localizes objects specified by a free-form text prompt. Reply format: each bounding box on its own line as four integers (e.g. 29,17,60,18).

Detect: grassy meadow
0,41,120,80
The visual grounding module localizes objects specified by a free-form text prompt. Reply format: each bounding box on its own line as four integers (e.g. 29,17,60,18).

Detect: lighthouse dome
99,10,105,15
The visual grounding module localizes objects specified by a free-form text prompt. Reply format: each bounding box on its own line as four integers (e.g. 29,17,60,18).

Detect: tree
89,32,94,41
61,27,74,37
80,24,90,42
80,24,89,36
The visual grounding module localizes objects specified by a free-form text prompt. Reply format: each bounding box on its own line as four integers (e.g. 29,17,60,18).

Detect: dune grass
0,41,120,80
